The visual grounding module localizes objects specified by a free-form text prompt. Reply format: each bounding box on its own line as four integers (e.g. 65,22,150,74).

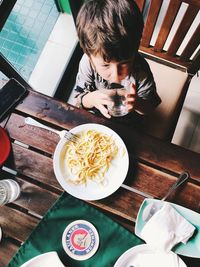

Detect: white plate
114,244,187,267
53,123,129,200
20,252,65,267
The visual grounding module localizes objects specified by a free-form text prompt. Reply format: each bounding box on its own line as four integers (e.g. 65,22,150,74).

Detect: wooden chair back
135,0,200,141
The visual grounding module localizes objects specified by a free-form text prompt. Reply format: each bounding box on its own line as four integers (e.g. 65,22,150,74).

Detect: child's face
90,54,134,83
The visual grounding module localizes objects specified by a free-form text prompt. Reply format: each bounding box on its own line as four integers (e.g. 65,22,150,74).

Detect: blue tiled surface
0,0,59,80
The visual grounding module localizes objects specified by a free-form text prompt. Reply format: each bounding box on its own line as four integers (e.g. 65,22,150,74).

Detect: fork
142,171,190,222
25,117,77,142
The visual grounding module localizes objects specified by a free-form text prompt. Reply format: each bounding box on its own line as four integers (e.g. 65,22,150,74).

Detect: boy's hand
82,90,112,118
126,83,137,112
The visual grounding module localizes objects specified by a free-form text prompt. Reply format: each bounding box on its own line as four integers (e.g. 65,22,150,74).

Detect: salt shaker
0,179,20,205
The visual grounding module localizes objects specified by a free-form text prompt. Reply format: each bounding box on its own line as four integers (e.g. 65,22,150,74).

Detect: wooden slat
134,0,145,12
141,0,162,47
109,122,200,182
11,145,61,190
180,23,200,60
90,161,200,221
139,46,190,70
15,178,59,216
0,238,19,267
124,162,200,212
154,0,181,52
6,113,59,154
183,0,200,7
0,205,39,242
137,0,200,74
167,5,199,56
15,90,106,130
91,187,145,222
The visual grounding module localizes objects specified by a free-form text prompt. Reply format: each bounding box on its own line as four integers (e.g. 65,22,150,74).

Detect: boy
72,0,161,121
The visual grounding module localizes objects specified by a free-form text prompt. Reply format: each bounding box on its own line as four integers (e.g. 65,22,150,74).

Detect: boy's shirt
73,53,161,109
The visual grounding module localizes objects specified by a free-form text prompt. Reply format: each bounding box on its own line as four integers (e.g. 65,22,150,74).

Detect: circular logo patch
62,220,99,260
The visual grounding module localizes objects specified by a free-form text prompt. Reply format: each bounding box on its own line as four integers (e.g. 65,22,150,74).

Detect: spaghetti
65,129,118,185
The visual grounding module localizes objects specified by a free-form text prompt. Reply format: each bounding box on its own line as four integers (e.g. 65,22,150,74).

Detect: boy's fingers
128,83,136,96
98,104,111,119
126,96,135,102
102,99,113,106
127,104,134,112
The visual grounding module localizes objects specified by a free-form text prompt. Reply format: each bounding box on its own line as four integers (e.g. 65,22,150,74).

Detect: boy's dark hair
76,0,144,62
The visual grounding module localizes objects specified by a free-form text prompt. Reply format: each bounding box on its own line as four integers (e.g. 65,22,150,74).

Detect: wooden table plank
11,144,59,189
15,178,59,216
0,238,19,267
0,205,39,242
15,90,106,129
6,113,58,154
110,123,200,182
92,187,145,222
125,162,200,212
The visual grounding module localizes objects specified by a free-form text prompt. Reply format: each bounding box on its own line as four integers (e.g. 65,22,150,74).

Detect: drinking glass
107,80,131,117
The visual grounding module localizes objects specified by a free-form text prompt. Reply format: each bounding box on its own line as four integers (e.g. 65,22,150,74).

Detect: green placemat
7,193,143,267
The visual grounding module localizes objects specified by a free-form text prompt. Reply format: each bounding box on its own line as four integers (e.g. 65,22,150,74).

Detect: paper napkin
140,203,195,252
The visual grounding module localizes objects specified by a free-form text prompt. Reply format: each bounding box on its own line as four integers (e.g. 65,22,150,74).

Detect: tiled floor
29,13,77,96
0,0,59,80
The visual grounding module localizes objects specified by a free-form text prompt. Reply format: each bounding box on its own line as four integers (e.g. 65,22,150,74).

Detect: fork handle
25,117,59,135
162,172,189,201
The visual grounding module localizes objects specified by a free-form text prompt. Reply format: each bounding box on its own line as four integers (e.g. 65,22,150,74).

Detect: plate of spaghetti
53,123,129,200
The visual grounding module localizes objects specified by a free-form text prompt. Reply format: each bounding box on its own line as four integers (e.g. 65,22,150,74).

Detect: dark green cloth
7,193,143,267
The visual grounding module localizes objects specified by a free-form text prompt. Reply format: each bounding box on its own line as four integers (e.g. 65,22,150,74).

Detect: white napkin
135,251,181,267
141,203,195,252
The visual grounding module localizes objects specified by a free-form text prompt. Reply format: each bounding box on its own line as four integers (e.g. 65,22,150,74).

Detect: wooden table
0,90,200,266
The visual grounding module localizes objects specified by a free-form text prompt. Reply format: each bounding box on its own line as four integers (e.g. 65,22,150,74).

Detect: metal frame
0,0,17,30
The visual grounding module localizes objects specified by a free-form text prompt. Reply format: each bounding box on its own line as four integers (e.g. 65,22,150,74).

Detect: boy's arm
71,54,95,107
72,54,112,118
